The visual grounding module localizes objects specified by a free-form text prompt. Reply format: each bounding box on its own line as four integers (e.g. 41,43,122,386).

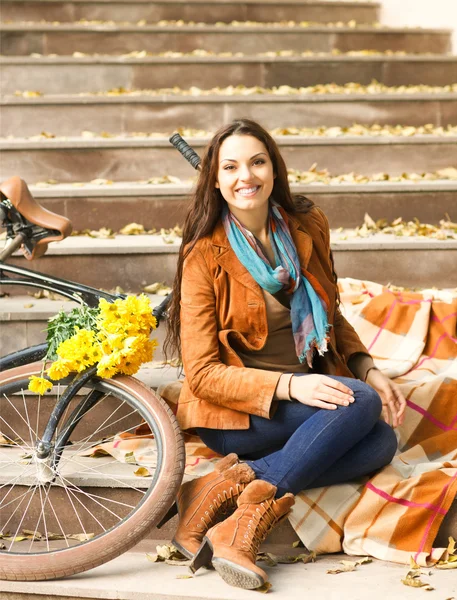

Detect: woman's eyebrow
220,152,267,164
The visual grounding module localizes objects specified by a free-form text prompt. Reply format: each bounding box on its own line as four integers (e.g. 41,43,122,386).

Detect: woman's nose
238,164,254,181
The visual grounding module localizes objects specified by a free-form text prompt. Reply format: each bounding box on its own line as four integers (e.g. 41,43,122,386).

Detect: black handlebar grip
169,133,202,171
152,293,172,326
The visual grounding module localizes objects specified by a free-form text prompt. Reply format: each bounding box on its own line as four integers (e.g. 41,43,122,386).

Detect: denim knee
376,419,398,462
351,379,383,421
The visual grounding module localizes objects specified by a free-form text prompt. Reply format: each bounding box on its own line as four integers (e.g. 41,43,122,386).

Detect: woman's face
215,134,275,216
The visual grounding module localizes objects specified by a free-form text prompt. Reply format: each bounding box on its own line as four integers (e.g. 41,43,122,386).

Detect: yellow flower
96,353,119,378
47,359,72,380
28,376,53,395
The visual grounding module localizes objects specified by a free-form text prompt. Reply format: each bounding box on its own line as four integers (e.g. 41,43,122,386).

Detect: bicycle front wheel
0,362,185,581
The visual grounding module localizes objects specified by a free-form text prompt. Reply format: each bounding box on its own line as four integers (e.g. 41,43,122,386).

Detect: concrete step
2,546,456,600
1,23,452,56
2,91,457,137
28,180,457,231
3,135,456,182
0,295,171,358
2,231,456,290
3,55,457,94
1,0,381,25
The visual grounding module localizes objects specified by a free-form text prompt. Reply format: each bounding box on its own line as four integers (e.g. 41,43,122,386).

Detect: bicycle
0,136,202,581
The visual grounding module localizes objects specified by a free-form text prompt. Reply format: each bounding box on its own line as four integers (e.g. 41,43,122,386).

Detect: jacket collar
210,212,313,295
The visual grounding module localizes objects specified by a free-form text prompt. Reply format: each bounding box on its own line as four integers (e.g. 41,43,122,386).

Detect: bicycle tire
0,362,185,581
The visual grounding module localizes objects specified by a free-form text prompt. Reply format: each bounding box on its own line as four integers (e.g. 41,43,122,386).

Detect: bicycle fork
34,366,102,483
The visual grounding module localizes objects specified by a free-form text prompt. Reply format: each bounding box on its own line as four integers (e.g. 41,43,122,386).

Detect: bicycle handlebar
169,133,202,171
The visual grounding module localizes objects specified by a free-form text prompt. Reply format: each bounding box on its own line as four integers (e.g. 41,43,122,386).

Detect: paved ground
1,541,455,600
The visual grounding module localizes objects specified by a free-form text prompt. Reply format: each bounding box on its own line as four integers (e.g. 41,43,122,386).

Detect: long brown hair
164,118,337,360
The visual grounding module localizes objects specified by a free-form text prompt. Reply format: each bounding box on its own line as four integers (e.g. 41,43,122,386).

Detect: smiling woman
163,119,405,591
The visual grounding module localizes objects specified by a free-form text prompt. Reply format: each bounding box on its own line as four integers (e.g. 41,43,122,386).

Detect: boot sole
171,538,194,560
212,557,266,590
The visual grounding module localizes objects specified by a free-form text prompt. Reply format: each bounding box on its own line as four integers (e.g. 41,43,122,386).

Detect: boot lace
197,484,243,530
241,500,279,559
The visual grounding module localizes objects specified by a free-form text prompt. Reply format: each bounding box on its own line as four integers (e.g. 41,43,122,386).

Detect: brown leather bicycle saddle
0,176,72,259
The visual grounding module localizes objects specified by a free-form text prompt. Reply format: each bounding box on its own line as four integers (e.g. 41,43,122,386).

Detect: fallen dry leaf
255,581,273,593
134,467,151,477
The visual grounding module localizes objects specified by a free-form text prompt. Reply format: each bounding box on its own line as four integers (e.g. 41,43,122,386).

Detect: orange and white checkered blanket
287,278,457,566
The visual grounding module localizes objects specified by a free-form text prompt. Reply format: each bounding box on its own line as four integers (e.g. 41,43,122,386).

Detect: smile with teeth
236,186,260,196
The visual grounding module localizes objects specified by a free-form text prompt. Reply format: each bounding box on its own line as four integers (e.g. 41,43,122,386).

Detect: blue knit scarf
222,201,329,367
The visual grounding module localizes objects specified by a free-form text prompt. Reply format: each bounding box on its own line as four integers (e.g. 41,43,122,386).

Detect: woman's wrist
364,366,380,382
274,373,294,401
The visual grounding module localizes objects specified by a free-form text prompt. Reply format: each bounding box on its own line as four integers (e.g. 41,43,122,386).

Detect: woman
164,119,406,590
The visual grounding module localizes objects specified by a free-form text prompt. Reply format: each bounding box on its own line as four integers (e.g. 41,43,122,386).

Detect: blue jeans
196,376,398,497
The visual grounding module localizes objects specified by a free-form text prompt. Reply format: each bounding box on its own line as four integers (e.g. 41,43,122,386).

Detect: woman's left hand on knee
365,369,406,428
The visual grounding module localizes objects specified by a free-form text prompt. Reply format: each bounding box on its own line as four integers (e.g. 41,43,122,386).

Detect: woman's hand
289,375,355,410
365,368,406,428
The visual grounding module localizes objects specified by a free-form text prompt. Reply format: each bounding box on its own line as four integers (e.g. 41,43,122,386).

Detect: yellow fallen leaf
255,582,272,593
134,467,151,477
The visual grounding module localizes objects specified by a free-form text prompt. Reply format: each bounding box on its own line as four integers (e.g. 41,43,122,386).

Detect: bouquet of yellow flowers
29,295,158,394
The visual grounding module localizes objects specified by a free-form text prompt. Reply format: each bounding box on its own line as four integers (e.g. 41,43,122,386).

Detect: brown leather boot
190,479,295,589
172,453,256,558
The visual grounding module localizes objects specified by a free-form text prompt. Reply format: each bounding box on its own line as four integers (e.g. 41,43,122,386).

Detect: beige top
237,290,374,381
237,291,309,374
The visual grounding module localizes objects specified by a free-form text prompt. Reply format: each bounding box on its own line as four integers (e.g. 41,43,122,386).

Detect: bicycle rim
0,362,185,581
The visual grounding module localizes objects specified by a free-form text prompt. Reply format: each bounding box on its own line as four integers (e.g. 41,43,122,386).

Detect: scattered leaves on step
119,222,147,235
401,569,434,589
257,550,316,566
143,282,172,295
0,432,17,446
11,123,456,142
255,581,273,593
28,289,64,301
341,213,457,240
327,557,372,574
71,81,457,99
72,227,115,238
14,90,43,97
0,530,93,542
133,466,151,477
90,178,114,186
21,17,389,29
146,543,187,564
435,537,457,569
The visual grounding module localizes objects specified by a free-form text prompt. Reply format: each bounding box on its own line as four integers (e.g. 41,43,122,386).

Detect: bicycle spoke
58,454,147,494
58,409,143,466
0,413,35,453
46,490,70,549
55,474,90,540
55,474,108,532
53,475,139,510
21,389,36,448
7,485,39,552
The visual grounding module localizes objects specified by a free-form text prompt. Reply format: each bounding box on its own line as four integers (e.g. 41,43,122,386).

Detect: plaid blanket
89,278,457,565
287,278,457,566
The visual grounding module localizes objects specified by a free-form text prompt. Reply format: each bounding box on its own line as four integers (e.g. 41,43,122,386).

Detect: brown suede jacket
178,206,372,431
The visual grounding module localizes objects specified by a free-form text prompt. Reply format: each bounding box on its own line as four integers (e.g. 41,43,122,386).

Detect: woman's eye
223,165,235,171
254,159,265,166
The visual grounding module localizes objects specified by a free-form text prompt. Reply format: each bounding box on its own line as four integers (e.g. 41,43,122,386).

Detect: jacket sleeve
313,207,373,364
180,246,282,419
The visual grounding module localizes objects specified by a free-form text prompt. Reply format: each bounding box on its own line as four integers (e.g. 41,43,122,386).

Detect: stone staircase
0,0,456,569
1,0,456,352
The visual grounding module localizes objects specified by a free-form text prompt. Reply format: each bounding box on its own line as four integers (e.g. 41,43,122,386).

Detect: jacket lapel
210,213,313,295
211,221,263,297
